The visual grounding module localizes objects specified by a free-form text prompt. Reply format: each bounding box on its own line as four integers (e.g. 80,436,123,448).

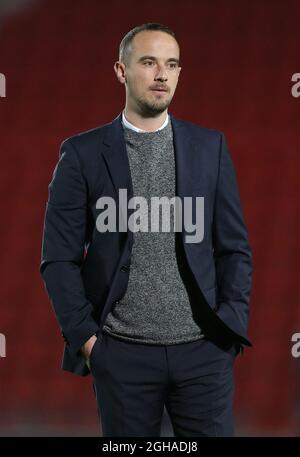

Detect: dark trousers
90,332,239,437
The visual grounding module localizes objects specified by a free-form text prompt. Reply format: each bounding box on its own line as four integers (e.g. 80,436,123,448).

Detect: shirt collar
122,110,169,133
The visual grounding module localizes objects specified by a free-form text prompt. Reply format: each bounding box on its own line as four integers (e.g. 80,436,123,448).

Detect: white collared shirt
122,110,169,133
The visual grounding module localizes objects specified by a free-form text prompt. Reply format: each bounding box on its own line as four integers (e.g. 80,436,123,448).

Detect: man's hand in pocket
81,334,97,370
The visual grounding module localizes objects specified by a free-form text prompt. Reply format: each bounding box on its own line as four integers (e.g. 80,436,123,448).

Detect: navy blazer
40,112,253,376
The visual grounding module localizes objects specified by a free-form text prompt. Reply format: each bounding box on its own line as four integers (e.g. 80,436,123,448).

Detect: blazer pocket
89,335,103,368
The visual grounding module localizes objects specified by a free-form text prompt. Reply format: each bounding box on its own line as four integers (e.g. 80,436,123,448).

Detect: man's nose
155,65,168,81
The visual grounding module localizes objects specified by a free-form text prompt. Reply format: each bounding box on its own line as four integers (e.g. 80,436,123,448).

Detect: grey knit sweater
102,118,204,345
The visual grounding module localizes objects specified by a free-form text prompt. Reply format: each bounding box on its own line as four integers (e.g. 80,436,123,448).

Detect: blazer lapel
102,112,134,245
170,114,204,244
102,112,133,199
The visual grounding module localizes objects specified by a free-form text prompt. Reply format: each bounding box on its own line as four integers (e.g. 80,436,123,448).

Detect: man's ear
114,61,127,85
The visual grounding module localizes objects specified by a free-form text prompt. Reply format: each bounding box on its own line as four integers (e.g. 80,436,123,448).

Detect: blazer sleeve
212,133,253,345
40,139,100,356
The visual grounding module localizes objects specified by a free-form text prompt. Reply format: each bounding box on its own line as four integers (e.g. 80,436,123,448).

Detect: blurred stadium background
0,0,299,436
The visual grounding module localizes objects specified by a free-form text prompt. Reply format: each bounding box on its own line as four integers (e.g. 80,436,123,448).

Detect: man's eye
169,63,177,69
144,61,154,66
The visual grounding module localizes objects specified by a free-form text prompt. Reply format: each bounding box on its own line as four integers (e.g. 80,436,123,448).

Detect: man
40,23,253,437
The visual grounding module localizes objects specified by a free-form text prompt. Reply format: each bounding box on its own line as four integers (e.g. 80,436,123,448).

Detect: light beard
135,93,171,117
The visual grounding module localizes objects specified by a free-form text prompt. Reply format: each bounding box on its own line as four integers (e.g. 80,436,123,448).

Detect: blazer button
120,265,130,272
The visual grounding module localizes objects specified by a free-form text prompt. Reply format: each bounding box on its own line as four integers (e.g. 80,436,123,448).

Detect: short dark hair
119,23,178,66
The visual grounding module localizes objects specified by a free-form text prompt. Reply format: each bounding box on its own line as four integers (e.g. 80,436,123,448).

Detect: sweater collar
122,110,169,133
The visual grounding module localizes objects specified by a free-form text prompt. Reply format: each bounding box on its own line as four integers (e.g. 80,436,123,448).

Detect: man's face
118,31,181,116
